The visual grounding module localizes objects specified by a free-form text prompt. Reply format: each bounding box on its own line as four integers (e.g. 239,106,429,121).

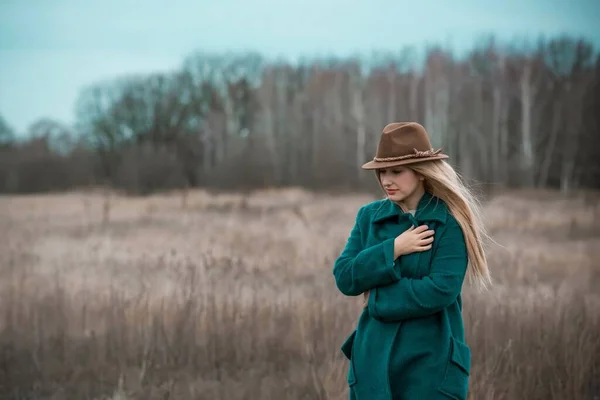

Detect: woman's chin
387,193,404,201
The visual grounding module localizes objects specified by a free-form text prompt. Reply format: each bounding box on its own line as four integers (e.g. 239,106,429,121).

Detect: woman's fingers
407,226,435,253
413,244,432,252
412,225,429,233
418,229,435,238
420,236,434,245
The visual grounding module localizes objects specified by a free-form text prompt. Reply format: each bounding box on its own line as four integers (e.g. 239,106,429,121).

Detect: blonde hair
376,160,492,289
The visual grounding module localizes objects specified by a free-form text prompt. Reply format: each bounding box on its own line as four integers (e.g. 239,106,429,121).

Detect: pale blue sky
1,0,599,133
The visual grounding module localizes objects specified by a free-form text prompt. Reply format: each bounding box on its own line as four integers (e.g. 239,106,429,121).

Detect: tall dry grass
0,188,599,399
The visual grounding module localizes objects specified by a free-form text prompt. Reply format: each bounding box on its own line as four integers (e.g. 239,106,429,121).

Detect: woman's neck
395,186,425,213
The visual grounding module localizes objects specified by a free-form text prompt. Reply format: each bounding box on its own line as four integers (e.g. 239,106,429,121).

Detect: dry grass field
0,187,599,399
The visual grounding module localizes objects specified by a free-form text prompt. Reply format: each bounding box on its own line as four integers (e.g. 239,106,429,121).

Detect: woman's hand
393,225,435,259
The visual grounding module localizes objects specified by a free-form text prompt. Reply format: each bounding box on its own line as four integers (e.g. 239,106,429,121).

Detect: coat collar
372,191,448,224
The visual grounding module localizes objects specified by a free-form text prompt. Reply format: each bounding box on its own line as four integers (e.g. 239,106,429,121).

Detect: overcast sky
1,0,599,133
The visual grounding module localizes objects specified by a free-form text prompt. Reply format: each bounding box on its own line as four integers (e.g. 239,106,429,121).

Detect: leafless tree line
1,35,599,194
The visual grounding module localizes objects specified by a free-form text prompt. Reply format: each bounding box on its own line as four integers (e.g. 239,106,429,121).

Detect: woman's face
378,166,423,204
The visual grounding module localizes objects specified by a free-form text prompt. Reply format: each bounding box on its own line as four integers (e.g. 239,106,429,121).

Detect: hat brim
361,154,449,170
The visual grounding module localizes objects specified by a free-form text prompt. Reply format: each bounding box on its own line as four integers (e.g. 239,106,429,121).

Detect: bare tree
350,63,367,184
519,59,536,186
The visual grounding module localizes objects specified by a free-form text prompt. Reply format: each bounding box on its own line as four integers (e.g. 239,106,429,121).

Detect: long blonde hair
408,160,492,289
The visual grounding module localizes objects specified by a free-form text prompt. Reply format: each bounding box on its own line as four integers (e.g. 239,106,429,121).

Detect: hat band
373,148,442,162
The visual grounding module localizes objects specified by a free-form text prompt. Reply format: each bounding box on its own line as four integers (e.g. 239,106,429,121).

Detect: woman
333,122,491,400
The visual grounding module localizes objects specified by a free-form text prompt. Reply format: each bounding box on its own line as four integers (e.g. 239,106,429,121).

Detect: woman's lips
386,189,398,194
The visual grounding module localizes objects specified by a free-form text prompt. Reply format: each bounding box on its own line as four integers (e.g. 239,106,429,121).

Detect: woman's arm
367,217,468,321
333,207,400,296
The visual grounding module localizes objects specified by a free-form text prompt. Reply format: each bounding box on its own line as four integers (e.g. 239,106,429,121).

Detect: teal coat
333,192,471,400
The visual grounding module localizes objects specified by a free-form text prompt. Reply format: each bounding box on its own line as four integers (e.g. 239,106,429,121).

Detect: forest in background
0,35,599,195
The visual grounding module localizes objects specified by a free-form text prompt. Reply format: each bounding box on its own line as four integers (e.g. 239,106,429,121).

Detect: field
1,188,599,399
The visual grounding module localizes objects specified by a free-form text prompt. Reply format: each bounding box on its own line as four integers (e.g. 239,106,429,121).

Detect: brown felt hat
361,122,448,170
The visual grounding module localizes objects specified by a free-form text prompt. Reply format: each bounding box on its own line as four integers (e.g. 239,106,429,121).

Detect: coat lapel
413,191,448,225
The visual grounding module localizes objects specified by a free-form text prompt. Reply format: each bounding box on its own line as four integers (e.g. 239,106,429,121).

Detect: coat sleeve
367,216,468,321
333,207,400,296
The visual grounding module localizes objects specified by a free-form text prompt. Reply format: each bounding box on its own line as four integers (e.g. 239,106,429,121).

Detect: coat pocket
438,337,471,400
